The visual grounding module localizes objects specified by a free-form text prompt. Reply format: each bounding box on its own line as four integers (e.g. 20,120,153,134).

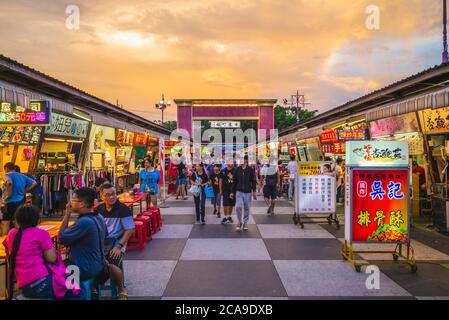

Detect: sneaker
213,209,217,215
236,222,242,231
217,213,221,218
195,220,201,224
221,217,229,224
243,223,248,231
228,216,234,223
201,220,206,225
267,205,272,214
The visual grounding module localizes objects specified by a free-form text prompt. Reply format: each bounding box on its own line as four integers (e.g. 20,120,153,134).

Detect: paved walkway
123,196,449,300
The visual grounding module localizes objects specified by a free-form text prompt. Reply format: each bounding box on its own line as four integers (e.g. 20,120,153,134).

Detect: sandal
118,292,128,300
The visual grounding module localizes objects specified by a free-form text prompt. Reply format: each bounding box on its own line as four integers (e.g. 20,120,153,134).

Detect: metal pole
444,0,448,63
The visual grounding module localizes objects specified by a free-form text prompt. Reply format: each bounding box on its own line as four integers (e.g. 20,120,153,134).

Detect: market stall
341,141,417,273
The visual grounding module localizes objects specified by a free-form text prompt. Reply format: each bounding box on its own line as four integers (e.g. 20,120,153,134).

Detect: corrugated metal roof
0,54,171,135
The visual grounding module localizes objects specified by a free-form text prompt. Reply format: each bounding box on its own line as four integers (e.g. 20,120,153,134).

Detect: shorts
176,178,187,187
222,192,235,207
1,201,24,222
263,185,277,200
213,193,222,206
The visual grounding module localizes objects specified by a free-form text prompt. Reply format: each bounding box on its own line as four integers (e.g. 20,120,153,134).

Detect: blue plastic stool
81,279,93,300
95,262,124,300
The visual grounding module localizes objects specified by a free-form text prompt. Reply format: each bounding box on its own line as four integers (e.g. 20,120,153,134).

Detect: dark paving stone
163,261,287,297
253,215,296,224
189,224,261,238
125,239,187,260
264,239,344,260
319,223,345,239
163,215,196,224
164,201,195,207
252,202,293,208
377,262,449,297
411,225,449,256
288,296,416,300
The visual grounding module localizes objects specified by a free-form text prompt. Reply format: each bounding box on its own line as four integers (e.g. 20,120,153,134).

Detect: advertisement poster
297,162,336,214
369,113,419,137
351,169,409,243
346,141,409,167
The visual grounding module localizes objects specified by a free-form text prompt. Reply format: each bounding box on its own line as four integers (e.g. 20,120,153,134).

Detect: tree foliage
274,105,317,130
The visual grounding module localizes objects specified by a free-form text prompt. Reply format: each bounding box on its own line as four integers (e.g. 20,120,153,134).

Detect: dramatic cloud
0,0,443,120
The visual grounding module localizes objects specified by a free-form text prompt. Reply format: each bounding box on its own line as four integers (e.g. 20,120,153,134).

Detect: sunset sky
0,0,444,121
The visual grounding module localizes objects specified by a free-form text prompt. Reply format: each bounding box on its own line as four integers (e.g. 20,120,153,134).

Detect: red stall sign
351,169,409,243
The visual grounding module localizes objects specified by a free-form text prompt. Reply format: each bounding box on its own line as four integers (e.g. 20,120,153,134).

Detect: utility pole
283,90,312,123
444,0,448,63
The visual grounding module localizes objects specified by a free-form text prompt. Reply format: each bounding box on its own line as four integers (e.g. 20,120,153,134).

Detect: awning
105,139,120,147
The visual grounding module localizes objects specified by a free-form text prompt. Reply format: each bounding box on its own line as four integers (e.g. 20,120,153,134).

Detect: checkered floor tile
121,195,449,300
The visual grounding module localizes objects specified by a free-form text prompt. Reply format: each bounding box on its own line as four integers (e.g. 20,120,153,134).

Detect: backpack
265,173,278,187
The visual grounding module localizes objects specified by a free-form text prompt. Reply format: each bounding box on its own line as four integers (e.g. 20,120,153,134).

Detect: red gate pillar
258,105,274,141
177,104,193,137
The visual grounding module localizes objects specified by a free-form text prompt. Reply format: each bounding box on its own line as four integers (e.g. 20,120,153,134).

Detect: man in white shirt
287,155,298,201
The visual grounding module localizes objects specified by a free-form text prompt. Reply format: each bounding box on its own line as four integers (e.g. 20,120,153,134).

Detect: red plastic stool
148,207,161,233
139,210,157,234
127,221,146,251
134,215,152,241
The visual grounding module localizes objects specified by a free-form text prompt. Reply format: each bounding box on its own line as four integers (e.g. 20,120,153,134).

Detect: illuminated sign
350,169,409,243
45,113,89,138
297,162,336,214
337,129,366,141
346,141,409,167
134,133,148,146
0,100,50,126
0,126,42,144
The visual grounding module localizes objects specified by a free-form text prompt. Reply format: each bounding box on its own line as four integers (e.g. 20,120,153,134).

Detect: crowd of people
175,154,305,230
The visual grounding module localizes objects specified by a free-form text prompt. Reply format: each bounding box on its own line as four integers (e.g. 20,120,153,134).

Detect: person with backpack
176,155,188,200
3,204,81,299
220,160,237,224
261,158,280,215
209,164,222,218
234,155,257,231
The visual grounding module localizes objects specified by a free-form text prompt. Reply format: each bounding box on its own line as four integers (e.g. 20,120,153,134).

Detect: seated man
59,187,128,300
95,183,135,268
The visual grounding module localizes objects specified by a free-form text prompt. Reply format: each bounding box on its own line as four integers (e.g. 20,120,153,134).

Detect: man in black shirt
220,161,236,224
234,155,257,231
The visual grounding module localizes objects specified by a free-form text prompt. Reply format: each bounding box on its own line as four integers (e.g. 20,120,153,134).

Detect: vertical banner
159,137,165,186
297,162,336,214
351,168,409,243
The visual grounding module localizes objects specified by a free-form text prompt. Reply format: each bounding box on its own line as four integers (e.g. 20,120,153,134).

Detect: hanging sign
134,133,148,146
45,112,89,138
116,130,135,145
350,169,409,243
337,129,366,141
419,107,449,134
0,100,51,126
346,141,409,167
320,130,338,143
297,162,336,214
